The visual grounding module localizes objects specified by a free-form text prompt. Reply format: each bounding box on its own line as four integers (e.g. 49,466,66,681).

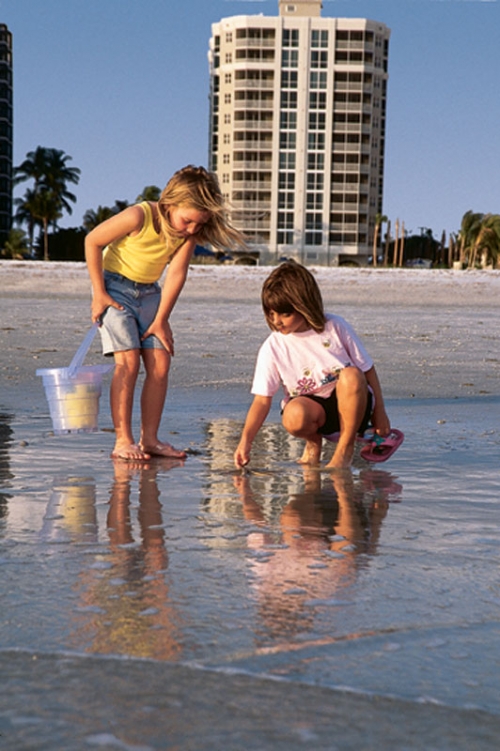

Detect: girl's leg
327,366,367,469
282,397,326,465
110,349,147,460
139,348,186,458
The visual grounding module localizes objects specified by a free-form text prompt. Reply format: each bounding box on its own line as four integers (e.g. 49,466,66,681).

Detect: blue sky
1,0,499,239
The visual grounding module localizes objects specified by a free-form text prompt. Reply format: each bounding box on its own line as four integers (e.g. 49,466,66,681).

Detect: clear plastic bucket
36,364,113,434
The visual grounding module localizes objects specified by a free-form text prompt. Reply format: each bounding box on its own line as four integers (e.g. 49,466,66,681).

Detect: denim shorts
99,271,164,355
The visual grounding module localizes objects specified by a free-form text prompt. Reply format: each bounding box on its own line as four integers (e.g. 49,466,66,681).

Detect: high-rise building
0,24,12,248
208,0,390,265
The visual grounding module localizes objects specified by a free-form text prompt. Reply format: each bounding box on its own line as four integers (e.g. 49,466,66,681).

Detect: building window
309,91,326,109
223,154,230,164
278,172,295,189
279,152,296,169
307,152,324,170
309,112,326,130
225,73,232,84
310,50,328,69
224,113,231,124
306,192,323,210
308,132,325,150
223,134,230,144
279,131,296,149
281,49,298,68
310,71,327,90
305,232,322,246
281,70,298,89
224,93,231,104
225,53,232,63
282,29,299,48
278,192,294,209
280,111,297,129
281,90,297,109
277,231,294,244
311,30,328,48
277,212,294,229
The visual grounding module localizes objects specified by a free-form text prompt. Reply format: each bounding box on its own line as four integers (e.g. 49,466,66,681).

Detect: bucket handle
67,323,99,379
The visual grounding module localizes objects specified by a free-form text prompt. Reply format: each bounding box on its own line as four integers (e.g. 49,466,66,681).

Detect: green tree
83,205,117,232
136,185,161,202
469,214,500,268
13,147,81,255
1,227,29,258
29,190,62,261
458,210,483,267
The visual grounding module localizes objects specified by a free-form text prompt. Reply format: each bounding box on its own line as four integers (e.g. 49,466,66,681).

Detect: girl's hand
371,405,391,437
91,292,123,325
142,318,174,355
234,440,251,469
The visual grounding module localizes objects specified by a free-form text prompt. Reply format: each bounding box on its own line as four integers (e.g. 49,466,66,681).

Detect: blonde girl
86,165,245,461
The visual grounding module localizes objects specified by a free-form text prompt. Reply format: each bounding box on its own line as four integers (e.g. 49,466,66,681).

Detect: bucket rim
36,363,114,378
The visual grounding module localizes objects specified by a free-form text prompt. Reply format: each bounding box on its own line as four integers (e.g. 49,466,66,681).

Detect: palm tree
82,205,117,232
372,213,387,267
14,188,39,255
29,190,62,261
13,147,81,252
469,214,500,268
136,185,161,202
458,210,482,267
1,227,29,258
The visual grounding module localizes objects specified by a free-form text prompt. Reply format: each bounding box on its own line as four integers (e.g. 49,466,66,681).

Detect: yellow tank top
103,202,184,283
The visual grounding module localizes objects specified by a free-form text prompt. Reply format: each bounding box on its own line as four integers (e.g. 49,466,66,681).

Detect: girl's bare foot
111,443,151,461
297,438,322,465
326,442,354,469
140,441,186,459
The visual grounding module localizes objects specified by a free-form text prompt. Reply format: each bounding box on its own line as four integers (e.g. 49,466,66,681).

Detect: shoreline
1,261,499,403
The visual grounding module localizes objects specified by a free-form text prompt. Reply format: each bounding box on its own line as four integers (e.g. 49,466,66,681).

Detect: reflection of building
0,24,12,247
208,0,390,265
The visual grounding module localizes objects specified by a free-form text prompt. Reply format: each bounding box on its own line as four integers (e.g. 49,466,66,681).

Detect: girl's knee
282,398,323,435
338,366,365,393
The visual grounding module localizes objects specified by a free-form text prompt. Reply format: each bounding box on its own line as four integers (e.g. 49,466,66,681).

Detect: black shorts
300,388,373,436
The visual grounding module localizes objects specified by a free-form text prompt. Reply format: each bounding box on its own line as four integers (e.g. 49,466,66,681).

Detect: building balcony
234,100,274,110
232,181,272,190
233,120,273,130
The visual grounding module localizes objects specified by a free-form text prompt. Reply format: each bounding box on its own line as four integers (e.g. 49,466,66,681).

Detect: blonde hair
157,165,246,252
262,261,326,333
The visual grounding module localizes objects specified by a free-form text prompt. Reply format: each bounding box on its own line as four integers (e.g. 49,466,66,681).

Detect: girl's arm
234,395,272,468
141,236,197,355
365,365,391,436
84,205,145,323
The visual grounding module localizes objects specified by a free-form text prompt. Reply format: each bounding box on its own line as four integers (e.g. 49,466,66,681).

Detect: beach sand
1,261,500,749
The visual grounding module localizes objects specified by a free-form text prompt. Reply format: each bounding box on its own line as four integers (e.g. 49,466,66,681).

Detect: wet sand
1,261,500,749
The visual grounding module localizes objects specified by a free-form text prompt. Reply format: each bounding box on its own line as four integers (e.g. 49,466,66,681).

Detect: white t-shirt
251,313,373,400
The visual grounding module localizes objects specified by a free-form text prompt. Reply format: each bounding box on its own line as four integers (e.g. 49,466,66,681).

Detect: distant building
0,24,12,248
208,0,390,265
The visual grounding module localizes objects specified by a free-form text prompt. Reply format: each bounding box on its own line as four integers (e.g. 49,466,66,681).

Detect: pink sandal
360,429,404,463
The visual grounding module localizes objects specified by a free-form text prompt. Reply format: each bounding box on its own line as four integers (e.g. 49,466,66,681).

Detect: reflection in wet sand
0,411,13,522
69,458,185,659
233,467,401,643
203,419,403,645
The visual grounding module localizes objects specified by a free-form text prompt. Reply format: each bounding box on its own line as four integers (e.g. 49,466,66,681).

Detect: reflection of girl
235,262,391,469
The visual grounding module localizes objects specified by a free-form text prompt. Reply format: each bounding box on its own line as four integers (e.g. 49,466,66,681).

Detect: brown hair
157,165,246,252
261,261,326,333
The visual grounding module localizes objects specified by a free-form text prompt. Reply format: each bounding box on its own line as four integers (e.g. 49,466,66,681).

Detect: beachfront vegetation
0,227,29,259
458,211,500,269
13,147,81,259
